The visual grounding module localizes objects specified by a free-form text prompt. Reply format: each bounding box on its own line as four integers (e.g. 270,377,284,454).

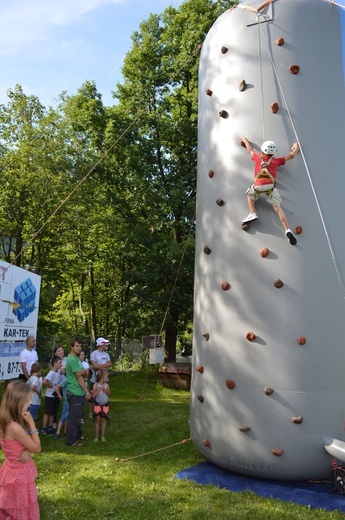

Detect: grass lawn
0,371,344,519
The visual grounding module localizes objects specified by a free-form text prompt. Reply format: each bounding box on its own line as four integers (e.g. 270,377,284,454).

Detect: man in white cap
89,338,112,417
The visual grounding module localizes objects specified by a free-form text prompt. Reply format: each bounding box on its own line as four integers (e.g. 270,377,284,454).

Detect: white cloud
0,0,125,49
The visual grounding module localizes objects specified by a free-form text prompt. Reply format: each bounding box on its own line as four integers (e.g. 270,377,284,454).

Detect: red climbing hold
206,89,213,96
297,337,306,345
272,448,284,457
294,225,303,235
221,281,230,291
246,331,256,342
289,65,300,75
275,37,285,46
271,102,279,114
196,366,204,374
225,379,236,390
274,279,284,289
203,439,211,447
208,170,214,178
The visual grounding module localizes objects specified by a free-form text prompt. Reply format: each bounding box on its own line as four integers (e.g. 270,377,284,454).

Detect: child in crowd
79,351,89,424
41,356,62,435
93,369,111,442
0,380,41,520
53,378,68,440
26,362,42,421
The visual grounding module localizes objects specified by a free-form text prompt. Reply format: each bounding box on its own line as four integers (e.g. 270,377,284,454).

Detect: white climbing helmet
261,140,278,156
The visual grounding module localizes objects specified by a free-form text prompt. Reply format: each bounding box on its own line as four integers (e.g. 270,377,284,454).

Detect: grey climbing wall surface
190,0,345,480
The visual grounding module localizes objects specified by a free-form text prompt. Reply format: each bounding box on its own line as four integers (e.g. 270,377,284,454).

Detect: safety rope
329,1,345,10
118,437,191,462
257,16,345,300
257,16,266,141
8,44,203,269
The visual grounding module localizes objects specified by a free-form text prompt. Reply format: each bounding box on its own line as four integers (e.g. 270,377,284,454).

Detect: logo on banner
12,278,37,323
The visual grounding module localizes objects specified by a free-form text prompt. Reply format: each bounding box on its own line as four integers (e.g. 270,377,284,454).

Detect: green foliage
0,372,342,519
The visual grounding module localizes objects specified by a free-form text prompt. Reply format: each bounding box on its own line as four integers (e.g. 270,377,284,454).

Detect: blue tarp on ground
175,461,345,513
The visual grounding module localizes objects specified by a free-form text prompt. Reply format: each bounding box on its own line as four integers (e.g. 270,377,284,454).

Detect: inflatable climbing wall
190,0,345,480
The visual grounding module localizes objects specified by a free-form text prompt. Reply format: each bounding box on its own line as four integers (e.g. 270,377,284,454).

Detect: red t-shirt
252,152,286,186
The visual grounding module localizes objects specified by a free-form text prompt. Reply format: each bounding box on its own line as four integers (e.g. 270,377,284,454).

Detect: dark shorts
44,396,60,416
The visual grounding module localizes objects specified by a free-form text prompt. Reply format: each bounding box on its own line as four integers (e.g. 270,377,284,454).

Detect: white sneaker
242,212,258,224
285,229,297,245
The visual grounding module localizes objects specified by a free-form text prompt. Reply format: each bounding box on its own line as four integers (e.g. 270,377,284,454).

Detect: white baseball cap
96,337,110,346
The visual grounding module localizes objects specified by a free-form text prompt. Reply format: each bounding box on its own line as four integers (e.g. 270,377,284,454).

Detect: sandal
70,441,84,447
79,436,89,441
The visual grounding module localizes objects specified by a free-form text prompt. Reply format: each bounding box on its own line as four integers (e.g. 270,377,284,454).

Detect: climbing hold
196,365,204,374
272,448,284,457
275,37,285,46
221,46,228,54
241,222,250,231
219,110,229,118
206,88,213,96
216,198,225,206
260,247,270,258
271,102,279,114
274,279,284,289
238,426,251,432
221,281,230,291
239,79,246,92
294,225,303,235
289,65,300,75
246,331,256,342
203,439,211,447
240,139,247,148
204,246,211,255
291,416,303,424
202,333,210,341
225,379,236,390
264,387,274,396
297,337,307,345
208,170,215,178
197,395,205,403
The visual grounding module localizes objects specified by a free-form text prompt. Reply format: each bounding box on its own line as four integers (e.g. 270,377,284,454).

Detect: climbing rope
118,437,191,462
329,1,345,10
256,17,345,301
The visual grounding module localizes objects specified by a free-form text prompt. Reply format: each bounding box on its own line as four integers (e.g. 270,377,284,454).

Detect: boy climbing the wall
240,137,300,245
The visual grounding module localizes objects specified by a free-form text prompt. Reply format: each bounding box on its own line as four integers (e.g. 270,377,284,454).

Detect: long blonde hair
0,380,31,437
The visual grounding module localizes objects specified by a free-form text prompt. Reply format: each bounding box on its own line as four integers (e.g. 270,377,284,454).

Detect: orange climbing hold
246,331,256,342
271,102,279,114
196,365,204,374
260,247,270,258
275,37,285,46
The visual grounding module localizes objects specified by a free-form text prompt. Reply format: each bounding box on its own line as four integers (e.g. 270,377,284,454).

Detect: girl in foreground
0,380,41,520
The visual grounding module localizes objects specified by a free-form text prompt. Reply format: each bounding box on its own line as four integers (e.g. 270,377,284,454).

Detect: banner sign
0,261,41,380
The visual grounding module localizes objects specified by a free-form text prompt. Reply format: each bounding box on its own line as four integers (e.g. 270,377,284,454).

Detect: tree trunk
164,308,179,363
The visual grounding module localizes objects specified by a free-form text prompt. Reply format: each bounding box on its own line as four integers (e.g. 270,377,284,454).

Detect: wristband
29,429,39,435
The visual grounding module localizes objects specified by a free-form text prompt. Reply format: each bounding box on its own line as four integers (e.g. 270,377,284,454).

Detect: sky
0,0,184,108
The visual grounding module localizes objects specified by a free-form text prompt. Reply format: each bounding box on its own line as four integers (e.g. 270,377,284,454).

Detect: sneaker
285,229,297,245
94,438,98,443
46,427,56,436
242,212,258,224
101,437,106,442
53,434,60,440
40,428,47,435
88,413,93,419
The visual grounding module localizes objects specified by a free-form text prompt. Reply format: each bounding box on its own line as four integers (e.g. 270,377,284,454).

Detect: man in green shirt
65,337,91,446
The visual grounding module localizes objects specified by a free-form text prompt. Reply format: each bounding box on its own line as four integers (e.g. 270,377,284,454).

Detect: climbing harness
93,401,110,424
